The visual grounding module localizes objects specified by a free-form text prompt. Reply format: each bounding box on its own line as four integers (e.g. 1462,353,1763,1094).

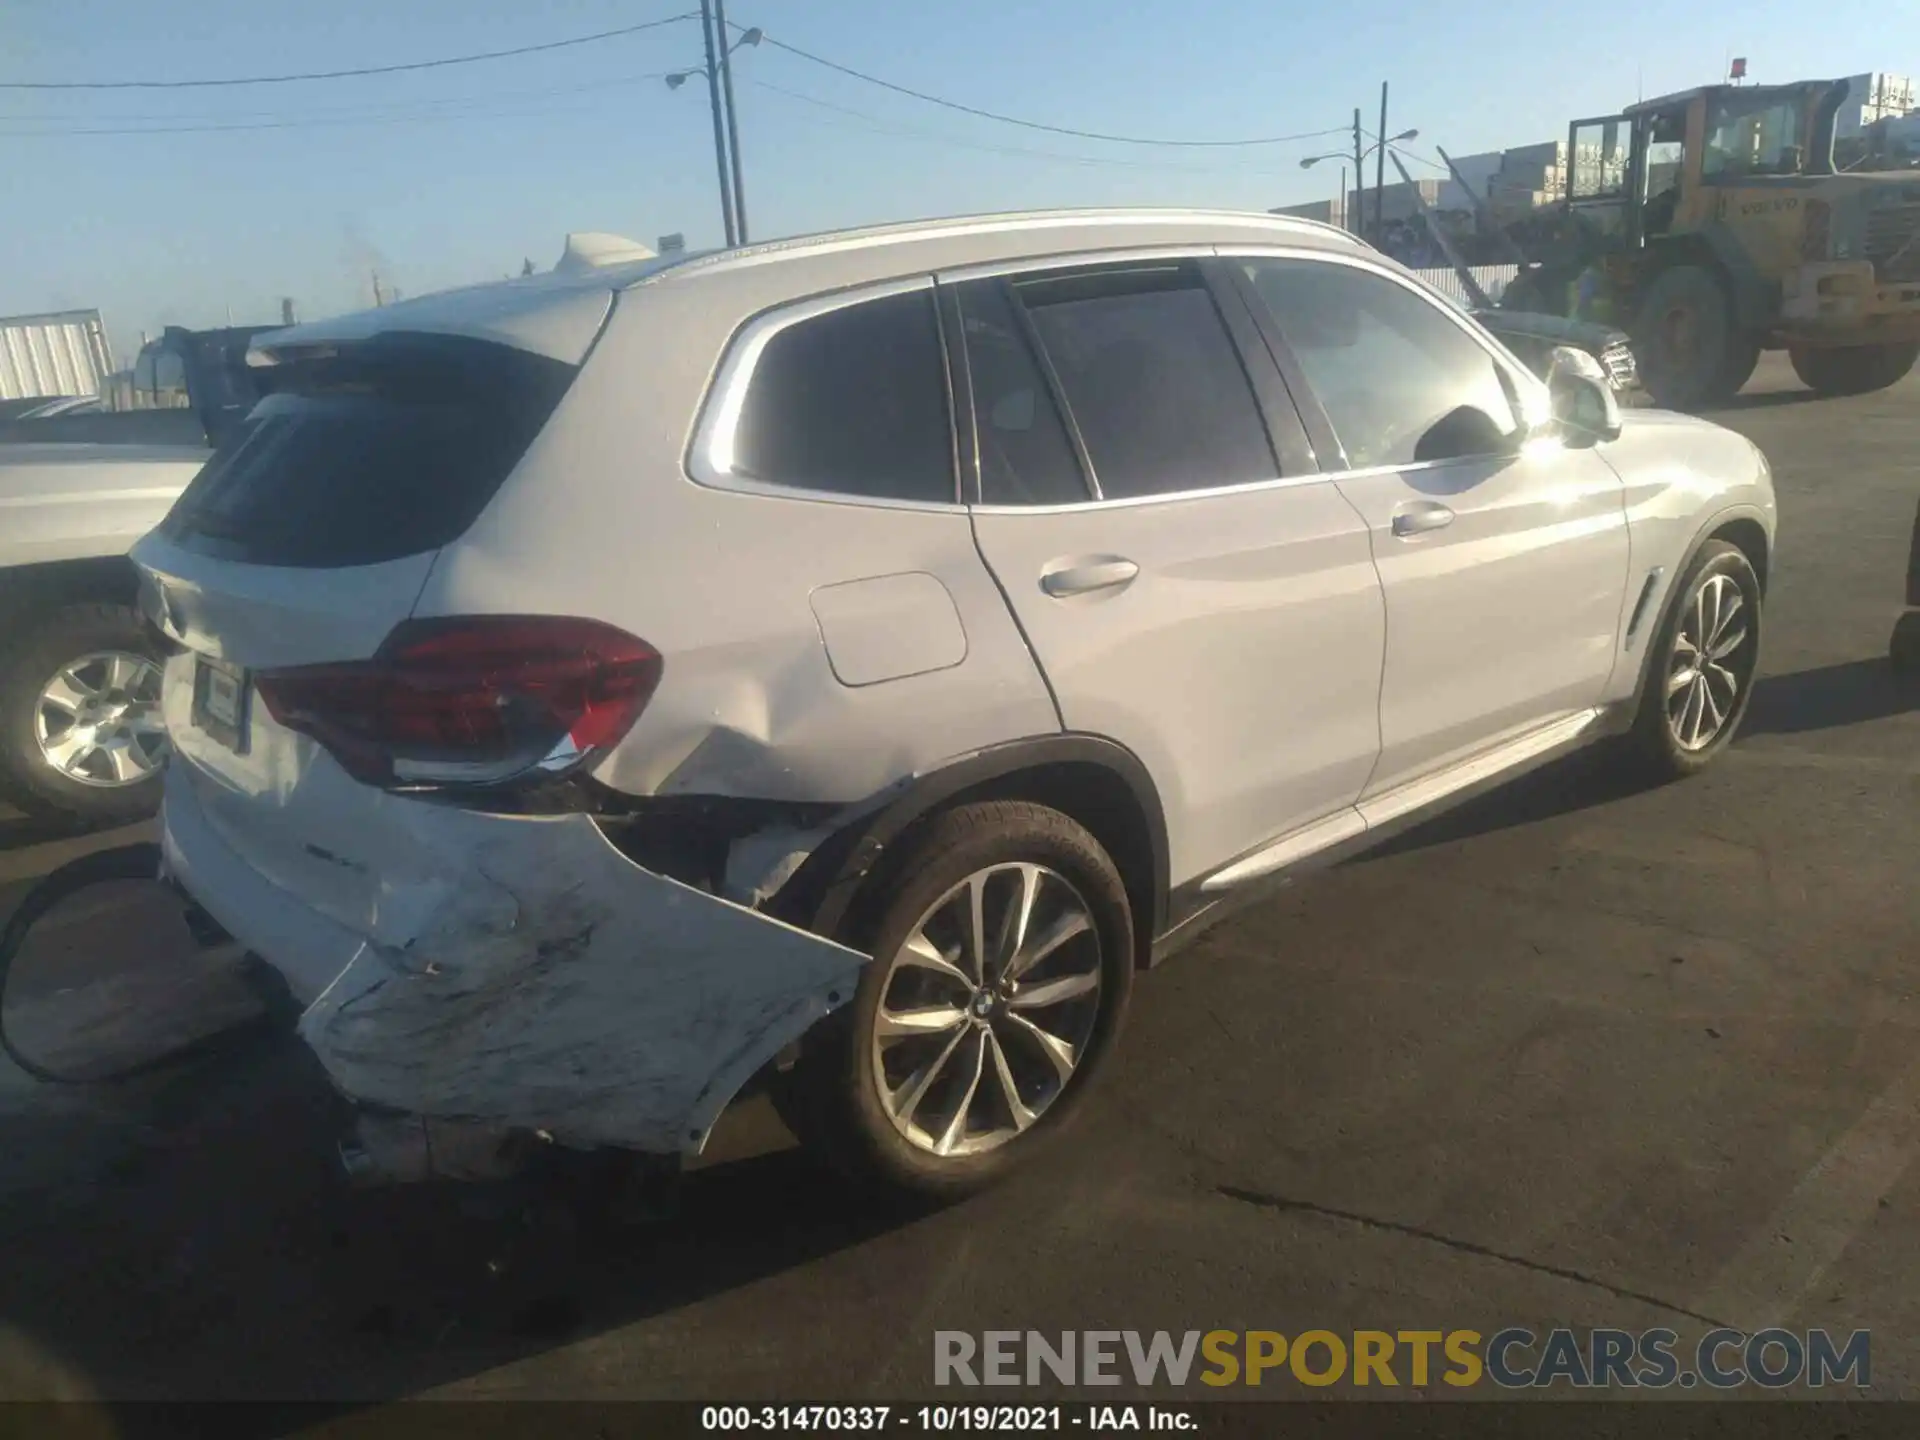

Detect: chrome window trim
934,244,1217,287
1215,243,1557,472
687,273,967,513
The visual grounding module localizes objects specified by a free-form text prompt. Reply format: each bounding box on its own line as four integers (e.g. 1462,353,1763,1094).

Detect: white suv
133,211,1776,1197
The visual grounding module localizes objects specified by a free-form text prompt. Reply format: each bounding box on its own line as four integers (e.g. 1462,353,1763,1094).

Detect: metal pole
1338,165,1347,231
699,0,737,248
1352,109,1365,238
1375,80,1389,240
714,0,749,243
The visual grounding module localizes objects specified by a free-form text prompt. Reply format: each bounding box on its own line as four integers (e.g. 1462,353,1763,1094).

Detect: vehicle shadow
1700,387,1817,413
0,813,84,854
0,1039,917,1412
1355,658,1913,863
1355,745,1652,863
1740,657,1917,737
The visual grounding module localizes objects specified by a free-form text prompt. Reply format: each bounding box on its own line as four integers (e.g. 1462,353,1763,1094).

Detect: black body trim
768,734,1170,955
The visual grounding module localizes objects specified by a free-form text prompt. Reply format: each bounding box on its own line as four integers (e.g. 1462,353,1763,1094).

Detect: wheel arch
769,735,1170,969
1626,506,1772,716
1662,227,1780,334
0,556,142,630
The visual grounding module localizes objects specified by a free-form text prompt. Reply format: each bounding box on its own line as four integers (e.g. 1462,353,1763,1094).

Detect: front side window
1241,258,1521,470
1704,97,1807,178
731,288,955,504
1014,263,1277,501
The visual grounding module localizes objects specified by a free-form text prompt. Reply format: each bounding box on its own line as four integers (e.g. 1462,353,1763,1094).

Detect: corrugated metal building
0,309,115,402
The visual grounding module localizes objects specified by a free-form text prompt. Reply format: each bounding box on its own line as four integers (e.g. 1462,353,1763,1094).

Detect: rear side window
731,288,956,504
1017,265,1278,501
160,332,575,568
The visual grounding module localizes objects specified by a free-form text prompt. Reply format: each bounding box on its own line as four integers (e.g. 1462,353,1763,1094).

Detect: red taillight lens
256,616,662,789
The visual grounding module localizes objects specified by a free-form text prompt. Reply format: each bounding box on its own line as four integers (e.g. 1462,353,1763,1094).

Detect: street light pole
713,0,749,243
1351,108,1365,238
698,0,737,248
1376,81,1389,239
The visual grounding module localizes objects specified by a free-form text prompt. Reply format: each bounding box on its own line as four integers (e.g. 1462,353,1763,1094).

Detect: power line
748,29,1348,149
0,13,696,91
0,71,675,125
0,94,659,136
0,73,673,131
747,78,1309,175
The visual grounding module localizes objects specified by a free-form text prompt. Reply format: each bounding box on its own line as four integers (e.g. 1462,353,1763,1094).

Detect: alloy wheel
1664,573,1751,751
871,862,1103,1158
33,651,168,787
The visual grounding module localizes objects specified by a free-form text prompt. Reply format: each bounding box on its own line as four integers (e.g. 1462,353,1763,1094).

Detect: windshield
1704,94,1810,177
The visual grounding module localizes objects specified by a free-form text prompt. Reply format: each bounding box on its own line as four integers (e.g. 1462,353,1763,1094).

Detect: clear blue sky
2,0,1913,357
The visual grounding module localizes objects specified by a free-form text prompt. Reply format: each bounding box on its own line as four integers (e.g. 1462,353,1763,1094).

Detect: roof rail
633,207,1368,285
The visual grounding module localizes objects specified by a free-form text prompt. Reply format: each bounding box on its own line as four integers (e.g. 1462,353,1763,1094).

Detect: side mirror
1545,346,1623,445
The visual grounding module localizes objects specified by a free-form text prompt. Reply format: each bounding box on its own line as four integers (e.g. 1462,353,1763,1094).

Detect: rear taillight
255,616,662,790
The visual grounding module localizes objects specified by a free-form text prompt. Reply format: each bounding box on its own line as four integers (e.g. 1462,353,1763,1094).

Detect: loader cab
1566,82,1841,249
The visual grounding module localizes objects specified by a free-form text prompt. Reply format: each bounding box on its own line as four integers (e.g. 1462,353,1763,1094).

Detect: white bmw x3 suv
132,210,1776,1198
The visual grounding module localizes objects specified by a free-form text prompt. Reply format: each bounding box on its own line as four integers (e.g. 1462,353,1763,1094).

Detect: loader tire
1789,341,1920,397
1633,265,1751,410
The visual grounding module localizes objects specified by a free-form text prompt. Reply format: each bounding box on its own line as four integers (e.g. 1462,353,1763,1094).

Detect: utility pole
698,0,737,247
1338,164,1347,231
1376,81,1390,240
1351,108,1365,237
714,0,749,243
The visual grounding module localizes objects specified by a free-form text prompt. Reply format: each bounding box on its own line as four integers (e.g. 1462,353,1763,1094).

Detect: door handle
1391,502,1455,538
1040,557,1140,598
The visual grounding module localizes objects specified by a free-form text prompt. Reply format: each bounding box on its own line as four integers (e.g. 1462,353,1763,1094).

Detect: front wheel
1625,541,1764,780
775,800,1135,1200
1632,266,1753,410
1789,341,1920,397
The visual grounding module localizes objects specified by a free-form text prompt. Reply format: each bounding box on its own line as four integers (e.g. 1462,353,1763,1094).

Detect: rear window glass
159,332,575,568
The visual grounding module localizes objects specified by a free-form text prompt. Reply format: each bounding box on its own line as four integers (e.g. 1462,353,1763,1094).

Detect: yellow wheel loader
1526,79,1920,409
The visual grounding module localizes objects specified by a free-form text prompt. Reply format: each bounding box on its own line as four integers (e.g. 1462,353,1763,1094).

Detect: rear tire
774,801,1135,1201
1789,341,1920,397
0,603,168,828
1624,541,1764,781
1632,266,1752,410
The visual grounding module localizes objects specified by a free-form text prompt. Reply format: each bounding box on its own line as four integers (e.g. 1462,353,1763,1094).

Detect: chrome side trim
1356,708,1605,831
1201,807,1367,893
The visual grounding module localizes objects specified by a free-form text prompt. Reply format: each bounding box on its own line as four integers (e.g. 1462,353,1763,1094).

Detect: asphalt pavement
0,353,1915,1418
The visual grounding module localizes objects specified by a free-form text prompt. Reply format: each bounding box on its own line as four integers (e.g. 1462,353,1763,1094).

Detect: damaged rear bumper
159,760,867,1158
